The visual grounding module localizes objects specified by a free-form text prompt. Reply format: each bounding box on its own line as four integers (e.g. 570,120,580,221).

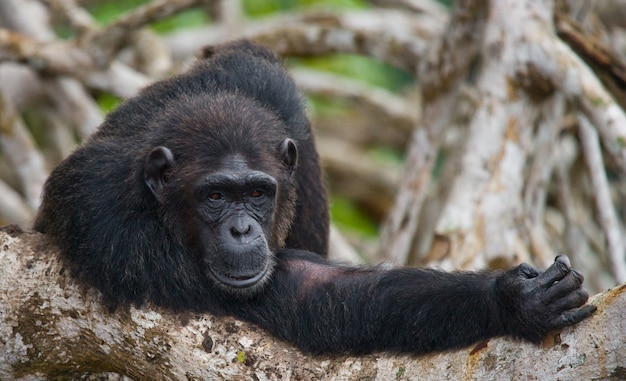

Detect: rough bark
1,227,624,381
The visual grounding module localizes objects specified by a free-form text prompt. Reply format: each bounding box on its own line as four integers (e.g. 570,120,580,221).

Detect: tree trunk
1,227,624,380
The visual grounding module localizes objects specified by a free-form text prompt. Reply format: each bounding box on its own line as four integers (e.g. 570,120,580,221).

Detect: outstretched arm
226,251,595,355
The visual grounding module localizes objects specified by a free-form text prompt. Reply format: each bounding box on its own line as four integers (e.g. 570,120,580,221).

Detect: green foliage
21,110,48,148
368,146,404,166
330,196,378,237
96,93,122,113
329,148,403,238
305,94,351,118
88,0,150,24
55,0,151,38
151,9,208,34
88,0,207,34
243,0,368,17
292,55,413,91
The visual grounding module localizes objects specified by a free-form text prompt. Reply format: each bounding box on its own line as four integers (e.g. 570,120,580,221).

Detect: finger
537,255,571,288
549,304,597,330
551,288,590,312
517,263,540,278
544,270,584,302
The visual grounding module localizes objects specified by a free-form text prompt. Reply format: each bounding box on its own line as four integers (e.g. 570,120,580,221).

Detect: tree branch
577,114,626,283
1,228,624,380
0,28,149,97
77,0,203,68
166,9,441,73
0,181,32,226
555,12,626,110
379,0,489,264
524,12,626,174
0,93,47,211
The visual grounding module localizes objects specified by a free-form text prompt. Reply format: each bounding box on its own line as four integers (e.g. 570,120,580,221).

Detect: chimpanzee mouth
211,260,271,288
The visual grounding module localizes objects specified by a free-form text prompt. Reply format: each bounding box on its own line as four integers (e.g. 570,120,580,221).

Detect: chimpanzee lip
211,260,270,288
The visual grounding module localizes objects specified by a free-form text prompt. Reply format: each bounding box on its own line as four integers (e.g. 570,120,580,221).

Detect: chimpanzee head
142,93,298,296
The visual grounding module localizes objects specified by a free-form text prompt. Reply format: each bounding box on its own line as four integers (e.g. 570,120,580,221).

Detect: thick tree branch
431,0,557,270
1,228,624,380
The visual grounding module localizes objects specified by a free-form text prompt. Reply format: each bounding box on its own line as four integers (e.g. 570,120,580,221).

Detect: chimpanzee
34,40,595,355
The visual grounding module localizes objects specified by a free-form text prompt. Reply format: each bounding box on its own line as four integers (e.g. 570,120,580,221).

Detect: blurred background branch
0,0,625,291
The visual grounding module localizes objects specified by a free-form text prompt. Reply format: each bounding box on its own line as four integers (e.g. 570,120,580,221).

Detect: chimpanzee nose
230,224,251,237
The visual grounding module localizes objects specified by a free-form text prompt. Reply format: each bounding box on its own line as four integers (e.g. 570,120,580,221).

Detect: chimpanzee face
192,155,277,293
144,140,297,296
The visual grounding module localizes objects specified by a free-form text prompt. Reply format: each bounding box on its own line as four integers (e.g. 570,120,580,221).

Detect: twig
577,113,626,283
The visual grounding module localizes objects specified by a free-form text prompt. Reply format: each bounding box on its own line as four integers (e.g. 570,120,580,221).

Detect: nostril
231,224,251,236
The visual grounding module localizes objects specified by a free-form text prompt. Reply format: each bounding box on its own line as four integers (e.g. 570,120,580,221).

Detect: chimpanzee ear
144,146,175,204
280,138,298,173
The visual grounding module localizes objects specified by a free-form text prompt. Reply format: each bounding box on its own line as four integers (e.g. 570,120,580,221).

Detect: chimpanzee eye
208,192,224,201
250,190,263,198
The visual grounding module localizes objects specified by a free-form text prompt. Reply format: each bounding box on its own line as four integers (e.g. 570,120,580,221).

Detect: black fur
35,40,595,354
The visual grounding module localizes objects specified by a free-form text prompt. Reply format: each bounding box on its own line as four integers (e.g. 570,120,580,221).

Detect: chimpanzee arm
226,250,595,355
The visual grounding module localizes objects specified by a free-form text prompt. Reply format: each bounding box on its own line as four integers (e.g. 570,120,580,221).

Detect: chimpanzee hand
495,255,596,343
